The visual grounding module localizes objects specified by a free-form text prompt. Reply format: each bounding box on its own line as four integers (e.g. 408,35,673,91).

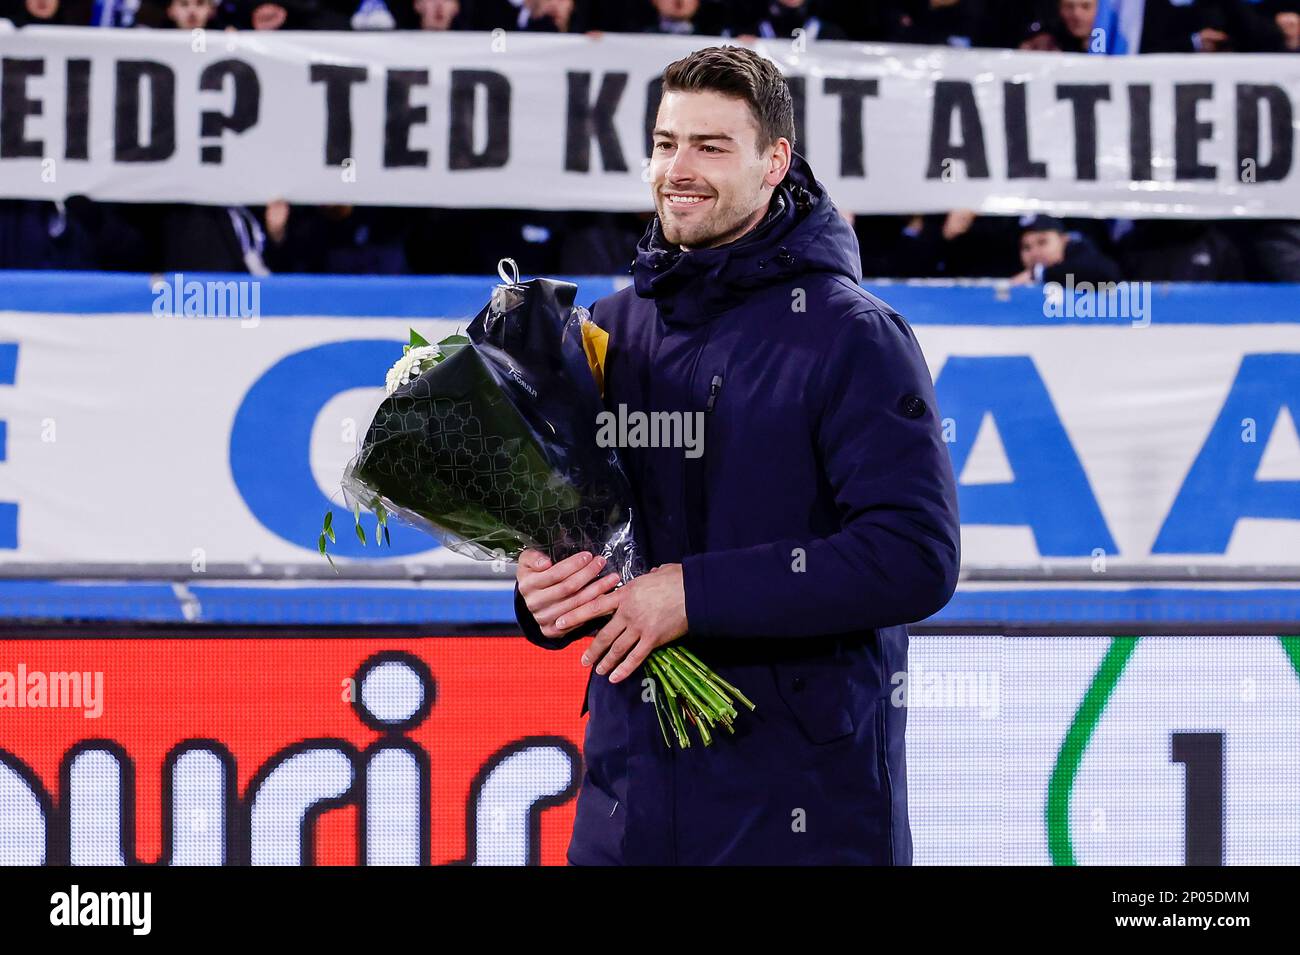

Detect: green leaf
326,524,335,544
318,533,326,555
409,329,431,348
439,333,471,347
355,523,367,545
323,511,333,532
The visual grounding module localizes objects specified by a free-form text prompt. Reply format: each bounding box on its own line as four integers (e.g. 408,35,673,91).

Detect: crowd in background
2,0,1299,281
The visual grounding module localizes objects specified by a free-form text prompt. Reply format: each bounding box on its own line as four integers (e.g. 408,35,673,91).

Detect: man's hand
582,564,688,683
517,548,623,639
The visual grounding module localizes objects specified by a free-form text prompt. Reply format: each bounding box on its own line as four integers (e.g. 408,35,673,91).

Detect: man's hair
661,46,796,152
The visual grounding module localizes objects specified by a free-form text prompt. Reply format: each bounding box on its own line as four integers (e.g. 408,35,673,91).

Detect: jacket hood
633,151,862,326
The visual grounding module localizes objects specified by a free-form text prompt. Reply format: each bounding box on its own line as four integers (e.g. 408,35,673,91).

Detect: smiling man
514,45,960,865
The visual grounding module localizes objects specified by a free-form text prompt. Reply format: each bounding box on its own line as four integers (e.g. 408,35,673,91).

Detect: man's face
650,90,783,251
1058,0,1096,40
1277,12,1300,49
1020,229,1068,270
168,0,214,29
653,0,698,21
25,0,59,19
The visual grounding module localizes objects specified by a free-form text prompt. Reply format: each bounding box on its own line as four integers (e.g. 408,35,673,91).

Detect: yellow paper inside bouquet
581,320,609,397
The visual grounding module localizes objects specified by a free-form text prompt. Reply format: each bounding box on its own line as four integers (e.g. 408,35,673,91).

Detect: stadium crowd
2,0,1298,281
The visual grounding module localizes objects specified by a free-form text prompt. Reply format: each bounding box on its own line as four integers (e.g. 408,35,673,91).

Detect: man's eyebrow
652,130,738,144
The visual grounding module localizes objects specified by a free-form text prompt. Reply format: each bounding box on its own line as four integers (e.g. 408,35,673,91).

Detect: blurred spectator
164,0,217,27
1012,214,1122,284
559,212,649,273
1019,17,1062,50
161,205,269,273
1138,0,1277,53
814,0,892,40
632,0,729,35
1265,0,1300,49
1118,220,1245,281
1,0,76,24
1053,0,1097,52
884,0,1026,48
468,0,591,31
263,204,409,273
224,0,347,29
409,0,461,28
857,211,1021,278
0,201,95,269
731,0,848,41
406,208,568,274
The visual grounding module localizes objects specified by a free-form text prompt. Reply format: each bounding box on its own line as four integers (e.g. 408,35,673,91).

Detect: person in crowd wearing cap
1011,215,1123,285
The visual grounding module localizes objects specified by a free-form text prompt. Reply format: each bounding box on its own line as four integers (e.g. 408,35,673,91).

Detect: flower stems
642,645,754,749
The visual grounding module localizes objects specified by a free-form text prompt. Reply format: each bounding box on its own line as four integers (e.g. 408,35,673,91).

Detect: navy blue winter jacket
515,152,960,865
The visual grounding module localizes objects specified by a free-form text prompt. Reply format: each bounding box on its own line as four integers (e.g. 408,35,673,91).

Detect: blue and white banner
0,273,1296,579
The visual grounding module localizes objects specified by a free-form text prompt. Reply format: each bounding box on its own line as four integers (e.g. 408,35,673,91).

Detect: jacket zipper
706,374,723,412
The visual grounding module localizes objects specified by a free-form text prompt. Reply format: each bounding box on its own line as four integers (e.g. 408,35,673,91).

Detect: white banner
0,27,1297,217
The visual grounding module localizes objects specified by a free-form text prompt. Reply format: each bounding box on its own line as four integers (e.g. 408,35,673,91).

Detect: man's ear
764,138,793,188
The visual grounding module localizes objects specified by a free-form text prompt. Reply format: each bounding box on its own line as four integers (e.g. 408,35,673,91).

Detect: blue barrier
1,270,1298,325
0,580,1296,628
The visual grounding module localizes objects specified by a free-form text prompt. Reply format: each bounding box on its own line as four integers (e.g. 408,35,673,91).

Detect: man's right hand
517,549,625,640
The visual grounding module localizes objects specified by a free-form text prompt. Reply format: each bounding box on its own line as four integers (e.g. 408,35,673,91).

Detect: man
1012,214,1121,286
515,46,959,865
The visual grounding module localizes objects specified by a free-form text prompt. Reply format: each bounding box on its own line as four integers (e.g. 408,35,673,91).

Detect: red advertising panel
0,636,587,866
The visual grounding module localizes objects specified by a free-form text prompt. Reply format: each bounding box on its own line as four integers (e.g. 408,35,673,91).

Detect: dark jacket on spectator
1042,233,1124,285
1119,221,1246,282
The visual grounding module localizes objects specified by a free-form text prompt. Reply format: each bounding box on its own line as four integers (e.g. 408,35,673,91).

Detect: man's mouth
664,194,712,209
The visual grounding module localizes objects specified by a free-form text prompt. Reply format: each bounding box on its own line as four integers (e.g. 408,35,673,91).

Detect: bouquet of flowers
321,262,754,748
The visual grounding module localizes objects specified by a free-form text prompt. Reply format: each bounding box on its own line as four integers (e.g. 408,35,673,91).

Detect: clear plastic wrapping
340,272,646,582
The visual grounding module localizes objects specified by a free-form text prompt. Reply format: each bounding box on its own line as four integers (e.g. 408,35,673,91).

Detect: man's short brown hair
660,46,796,152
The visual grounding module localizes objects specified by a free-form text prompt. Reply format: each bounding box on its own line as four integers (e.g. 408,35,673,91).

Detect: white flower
385,344,443,395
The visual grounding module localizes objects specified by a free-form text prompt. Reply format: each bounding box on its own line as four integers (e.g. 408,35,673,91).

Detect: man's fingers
594,628,640,676
609,639,653,684
519,549,552,572
542,573,621,628
531,551,597,589
581,614,626,667
554,586,624,633
551,554,609,600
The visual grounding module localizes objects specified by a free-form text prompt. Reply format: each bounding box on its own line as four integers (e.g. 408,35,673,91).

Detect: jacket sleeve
681,306,960,638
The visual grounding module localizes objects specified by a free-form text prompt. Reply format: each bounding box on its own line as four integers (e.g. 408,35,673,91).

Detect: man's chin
661,220,723,251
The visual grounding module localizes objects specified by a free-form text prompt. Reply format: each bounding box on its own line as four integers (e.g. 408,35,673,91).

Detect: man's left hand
582,564,688,683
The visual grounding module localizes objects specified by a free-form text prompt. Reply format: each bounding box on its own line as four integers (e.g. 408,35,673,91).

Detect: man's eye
654,142,673,151
702,145,720,153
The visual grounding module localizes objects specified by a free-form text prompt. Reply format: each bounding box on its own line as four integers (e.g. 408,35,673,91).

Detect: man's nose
664,150,699,184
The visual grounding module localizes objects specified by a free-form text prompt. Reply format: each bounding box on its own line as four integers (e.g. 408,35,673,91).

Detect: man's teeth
668,195,707,205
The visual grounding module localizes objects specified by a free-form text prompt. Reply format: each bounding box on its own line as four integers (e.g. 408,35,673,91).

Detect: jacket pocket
770,650,856,745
